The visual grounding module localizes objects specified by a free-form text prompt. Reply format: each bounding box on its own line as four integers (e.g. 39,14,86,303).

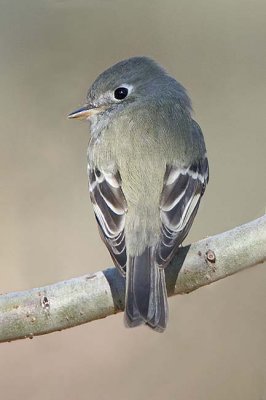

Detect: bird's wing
88,166,128,276
156,155,209,267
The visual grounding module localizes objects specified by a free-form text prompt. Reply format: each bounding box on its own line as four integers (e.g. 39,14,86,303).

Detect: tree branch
0,215,265,343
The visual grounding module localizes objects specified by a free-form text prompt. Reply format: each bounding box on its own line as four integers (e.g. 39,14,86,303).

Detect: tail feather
124,256,142,327
146,268,168,333
124,247,168,332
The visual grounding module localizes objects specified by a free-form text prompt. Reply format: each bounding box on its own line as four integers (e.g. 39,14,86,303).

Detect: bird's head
68,56,191,123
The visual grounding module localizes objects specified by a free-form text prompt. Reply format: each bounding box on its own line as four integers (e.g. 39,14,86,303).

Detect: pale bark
0,215,265,343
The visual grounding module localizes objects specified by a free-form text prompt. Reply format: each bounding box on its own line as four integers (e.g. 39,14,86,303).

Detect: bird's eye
114,87,128,100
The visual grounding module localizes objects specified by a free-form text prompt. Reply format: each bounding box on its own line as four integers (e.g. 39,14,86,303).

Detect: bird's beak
68,104,102,120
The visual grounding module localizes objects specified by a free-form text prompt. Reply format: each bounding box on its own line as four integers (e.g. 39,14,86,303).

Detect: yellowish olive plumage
69,57,209,332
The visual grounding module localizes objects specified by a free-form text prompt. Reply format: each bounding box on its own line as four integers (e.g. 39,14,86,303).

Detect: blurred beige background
0,0,265,399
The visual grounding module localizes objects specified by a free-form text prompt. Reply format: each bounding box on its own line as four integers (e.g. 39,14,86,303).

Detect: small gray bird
69,57,209,332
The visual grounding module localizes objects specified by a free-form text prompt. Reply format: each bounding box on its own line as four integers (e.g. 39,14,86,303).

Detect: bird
68,57,209,332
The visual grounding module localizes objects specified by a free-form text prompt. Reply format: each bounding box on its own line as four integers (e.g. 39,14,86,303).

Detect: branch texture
0,215,265,343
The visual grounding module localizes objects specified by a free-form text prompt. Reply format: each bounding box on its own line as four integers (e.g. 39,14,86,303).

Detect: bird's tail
124,247,168,332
